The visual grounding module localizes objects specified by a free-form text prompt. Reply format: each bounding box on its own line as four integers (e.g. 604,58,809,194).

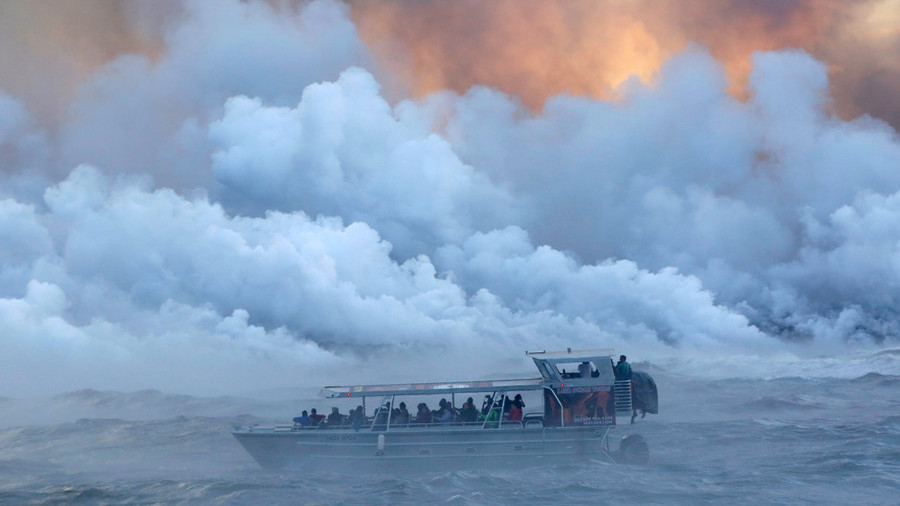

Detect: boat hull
233,425,615,472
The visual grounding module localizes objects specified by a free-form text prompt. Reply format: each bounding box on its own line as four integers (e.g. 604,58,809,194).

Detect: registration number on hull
325,434,358,441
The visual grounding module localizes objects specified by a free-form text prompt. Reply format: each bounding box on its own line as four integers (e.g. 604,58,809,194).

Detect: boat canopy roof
525,348,616,363
320,348,618,398
320,377,546,398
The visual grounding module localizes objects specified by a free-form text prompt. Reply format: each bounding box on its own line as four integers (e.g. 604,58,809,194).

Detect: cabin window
591,360,616,381
545,385,615,426
553,362,590,378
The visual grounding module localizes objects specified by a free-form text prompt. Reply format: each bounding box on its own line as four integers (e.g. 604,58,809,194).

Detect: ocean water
1,366,898,505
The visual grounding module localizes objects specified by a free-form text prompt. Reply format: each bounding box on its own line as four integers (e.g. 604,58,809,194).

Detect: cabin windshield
530,356,616,383
536,361,557,380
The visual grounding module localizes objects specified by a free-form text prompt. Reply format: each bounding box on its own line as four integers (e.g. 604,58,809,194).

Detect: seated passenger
309,408,325,426
512,394,525,410
459,397,478,423
483,405,500,428
326,407,343,426
500,395,512,416
415,402,432,424
481,395,493,417
349,405,365,430
373,402,390,428
391,402,410,425
508,394,525,421
434,399,455,424
292,410,310,426
508,404,523,421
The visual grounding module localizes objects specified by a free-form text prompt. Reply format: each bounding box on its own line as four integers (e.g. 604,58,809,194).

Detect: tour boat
233,348,657,472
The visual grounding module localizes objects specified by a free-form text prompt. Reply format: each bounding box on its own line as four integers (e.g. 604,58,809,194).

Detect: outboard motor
630,371,658,422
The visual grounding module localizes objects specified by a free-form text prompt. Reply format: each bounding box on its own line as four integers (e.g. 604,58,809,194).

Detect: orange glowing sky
0,0,897,127
351,0,900,125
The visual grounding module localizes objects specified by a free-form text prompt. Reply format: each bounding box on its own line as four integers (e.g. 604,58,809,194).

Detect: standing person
578,361,592,378
615,355,632,381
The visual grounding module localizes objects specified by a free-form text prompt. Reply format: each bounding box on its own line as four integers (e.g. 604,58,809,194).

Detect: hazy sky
1,0,898,396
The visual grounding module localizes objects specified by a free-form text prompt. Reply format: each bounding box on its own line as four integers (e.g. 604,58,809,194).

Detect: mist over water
1,0,900,502
1,361,897,504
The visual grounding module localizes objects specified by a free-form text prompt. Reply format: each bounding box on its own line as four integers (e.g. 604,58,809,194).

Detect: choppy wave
737,395,827,412
848,372,900,387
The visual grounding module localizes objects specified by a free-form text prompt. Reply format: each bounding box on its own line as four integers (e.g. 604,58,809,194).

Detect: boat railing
292,416,536,431
381,420,525,430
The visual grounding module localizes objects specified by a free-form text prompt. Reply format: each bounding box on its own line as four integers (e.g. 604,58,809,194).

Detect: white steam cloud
1,0,898,396
209,68,520,256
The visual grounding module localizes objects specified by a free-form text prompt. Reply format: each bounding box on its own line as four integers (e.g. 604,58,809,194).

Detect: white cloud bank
1,163,767,396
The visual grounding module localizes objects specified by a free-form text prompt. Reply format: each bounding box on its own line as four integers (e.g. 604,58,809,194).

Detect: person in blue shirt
615,355,632,381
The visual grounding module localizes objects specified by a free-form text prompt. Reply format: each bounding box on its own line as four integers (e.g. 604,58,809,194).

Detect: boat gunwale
233,423,614,437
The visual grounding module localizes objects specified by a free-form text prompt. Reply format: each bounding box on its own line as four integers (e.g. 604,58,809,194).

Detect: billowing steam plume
0,0,898,396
